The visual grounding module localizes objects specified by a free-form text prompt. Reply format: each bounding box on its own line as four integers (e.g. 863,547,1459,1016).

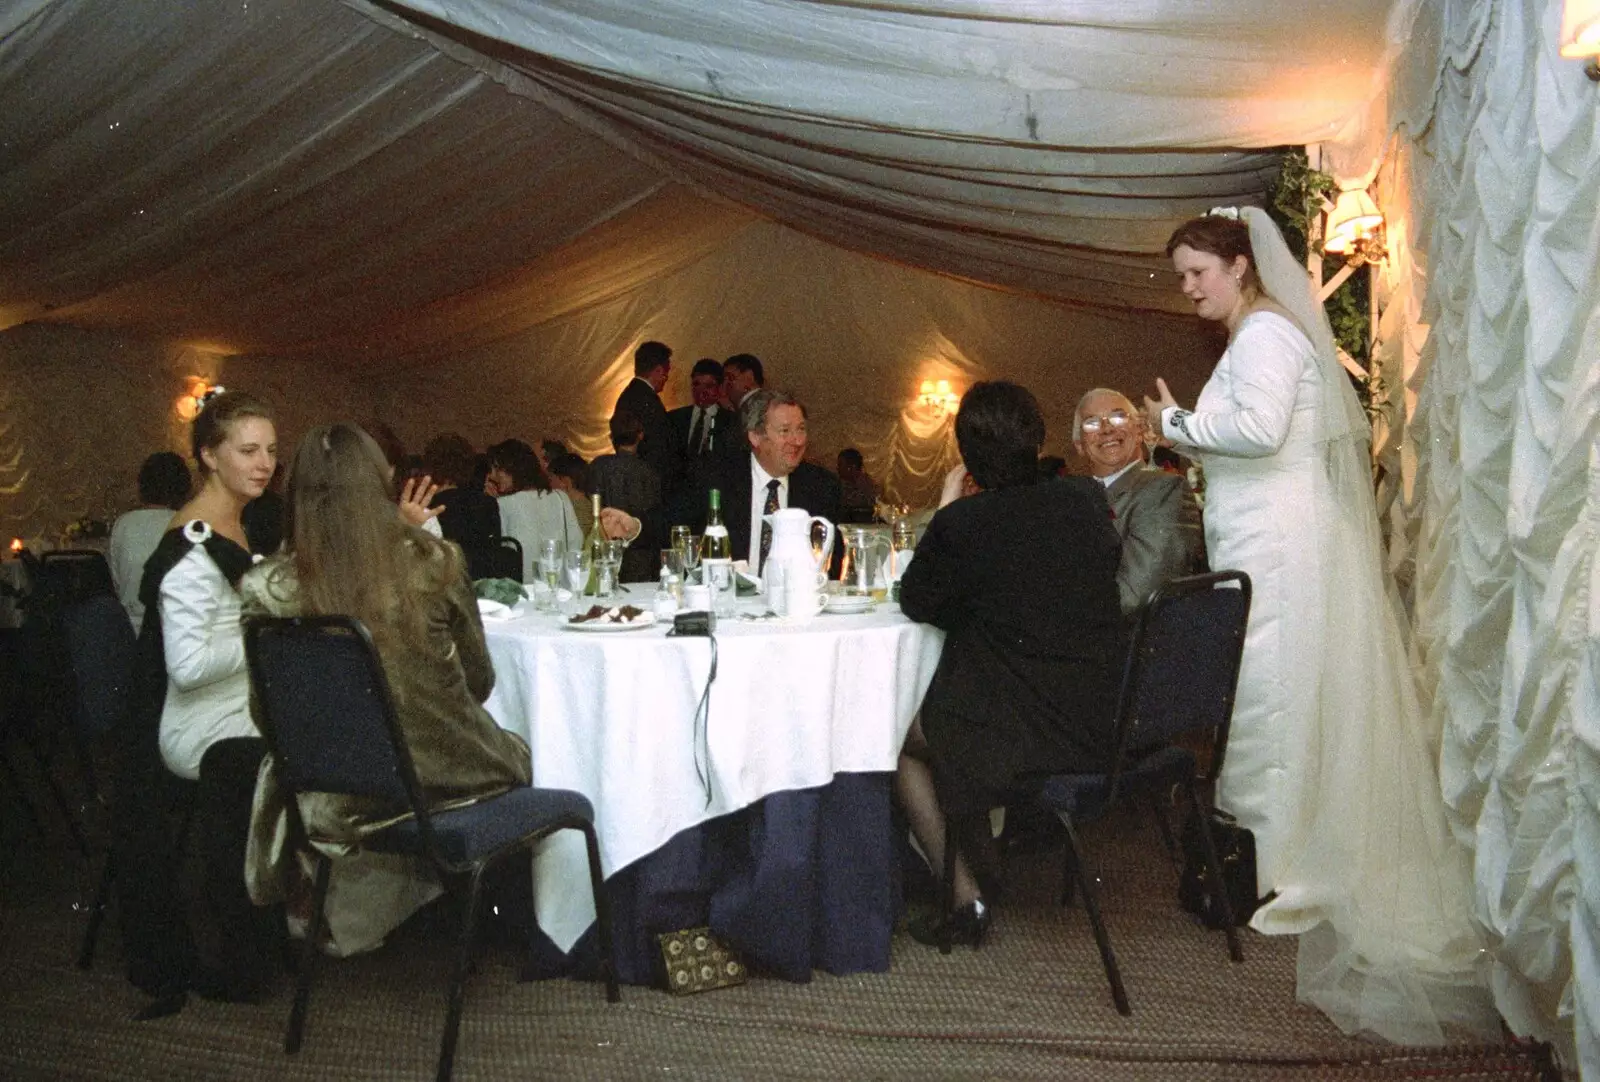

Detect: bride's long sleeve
1160,316,1310,458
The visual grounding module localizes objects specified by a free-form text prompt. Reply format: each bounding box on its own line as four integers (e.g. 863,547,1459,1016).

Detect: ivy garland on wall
1264,149,1381,420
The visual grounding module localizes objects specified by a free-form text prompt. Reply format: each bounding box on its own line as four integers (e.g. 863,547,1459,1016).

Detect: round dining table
481,595,943,982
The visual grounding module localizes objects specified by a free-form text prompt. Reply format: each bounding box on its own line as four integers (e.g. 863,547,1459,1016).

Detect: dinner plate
562,613,658,632
822,595,876,615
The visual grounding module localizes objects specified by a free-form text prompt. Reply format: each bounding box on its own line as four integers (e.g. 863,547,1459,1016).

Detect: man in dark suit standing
612,340,678,488
1072,387,1204,616
680,388,841,576
667,358,737,473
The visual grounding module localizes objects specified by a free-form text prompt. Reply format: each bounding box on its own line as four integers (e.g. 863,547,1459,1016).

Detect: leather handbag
1178,810,1260,929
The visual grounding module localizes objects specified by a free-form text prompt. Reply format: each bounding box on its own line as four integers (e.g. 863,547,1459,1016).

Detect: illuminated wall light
1560,0,1600,79
917,378,960,412
174,378,213,421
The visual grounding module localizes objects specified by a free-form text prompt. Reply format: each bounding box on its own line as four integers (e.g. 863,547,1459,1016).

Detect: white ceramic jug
760,507,835,618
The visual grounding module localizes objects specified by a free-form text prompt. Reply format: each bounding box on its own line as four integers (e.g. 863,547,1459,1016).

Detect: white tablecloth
482,601,944,951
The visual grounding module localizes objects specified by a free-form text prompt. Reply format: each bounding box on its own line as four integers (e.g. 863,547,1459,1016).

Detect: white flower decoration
182,520,213,543
1207,206,1240,220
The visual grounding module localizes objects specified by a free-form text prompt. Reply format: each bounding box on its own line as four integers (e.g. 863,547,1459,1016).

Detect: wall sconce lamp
9,538,22,555
1561,0,1600,80
174,378,218,421
1323,189,1386,266
918,379,960,412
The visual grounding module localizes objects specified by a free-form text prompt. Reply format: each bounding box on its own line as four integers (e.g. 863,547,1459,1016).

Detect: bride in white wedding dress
1143,208,1498,1045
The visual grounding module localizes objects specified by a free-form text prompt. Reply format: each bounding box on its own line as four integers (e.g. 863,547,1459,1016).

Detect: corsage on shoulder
182,520,214,544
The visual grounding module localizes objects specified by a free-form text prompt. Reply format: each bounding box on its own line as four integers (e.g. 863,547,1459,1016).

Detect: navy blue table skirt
529,771,900,984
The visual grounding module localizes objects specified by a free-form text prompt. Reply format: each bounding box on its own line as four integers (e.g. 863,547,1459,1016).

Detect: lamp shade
1324,189,1383,255
1560,0,1600,57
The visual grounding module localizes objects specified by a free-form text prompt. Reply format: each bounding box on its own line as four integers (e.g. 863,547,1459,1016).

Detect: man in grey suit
1073,387,1204,615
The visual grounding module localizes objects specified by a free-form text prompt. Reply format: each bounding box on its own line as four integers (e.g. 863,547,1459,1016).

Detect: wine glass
537,539,564,611
679,535,702,583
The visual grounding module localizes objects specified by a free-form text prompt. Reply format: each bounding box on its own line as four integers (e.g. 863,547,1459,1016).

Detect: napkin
476,598,514,620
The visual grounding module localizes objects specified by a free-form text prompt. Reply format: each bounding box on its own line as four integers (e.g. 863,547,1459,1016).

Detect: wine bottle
700,488,734,614
583,491,605,595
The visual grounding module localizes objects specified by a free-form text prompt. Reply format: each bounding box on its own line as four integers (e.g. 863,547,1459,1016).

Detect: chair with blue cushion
1037,570,1251,1016
58,593,142,968
244,615,620,1082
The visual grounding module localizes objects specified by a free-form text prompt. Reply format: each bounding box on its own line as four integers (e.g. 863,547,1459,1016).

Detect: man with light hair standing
1073,387,1204,615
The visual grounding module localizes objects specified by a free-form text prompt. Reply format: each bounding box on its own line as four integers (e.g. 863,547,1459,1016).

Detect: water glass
563,550,590,612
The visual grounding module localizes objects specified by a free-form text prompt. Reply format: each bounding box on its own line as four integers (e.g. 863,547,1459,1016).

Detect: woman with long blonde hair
240,423,530,955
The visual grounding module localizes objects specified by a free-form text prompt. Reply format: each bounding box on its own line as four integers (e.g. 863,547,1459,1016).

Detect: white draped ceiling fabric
3,0,1595,1068
1361,0,1599,1072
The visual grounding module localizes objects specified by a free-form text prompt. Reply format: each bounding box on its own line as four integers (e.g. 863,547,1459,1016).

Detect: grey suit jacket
1103,465,1205,615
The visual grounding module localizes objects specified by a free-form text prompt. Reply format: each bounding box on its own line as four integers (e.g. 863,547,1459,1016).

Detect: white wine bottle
700,488,734,614
583,491,606,595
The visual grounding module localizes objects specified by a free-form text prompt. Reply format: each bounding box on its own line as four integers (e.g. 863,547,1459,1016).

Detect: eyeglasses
1079,410,1132,435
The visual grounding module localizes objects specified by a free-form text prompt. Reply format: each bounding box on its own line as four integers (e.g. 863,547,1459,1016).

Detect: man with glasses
1072,388,1204,615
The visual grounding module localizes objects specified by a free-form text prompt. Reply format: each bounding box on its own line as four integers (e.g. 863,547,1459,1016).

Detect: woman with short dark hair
109,451,192,627
896,380,1122,947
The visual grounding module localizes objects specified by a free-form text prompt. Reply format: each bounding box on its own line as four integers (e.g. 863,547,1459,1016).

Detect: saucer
823,595,876,615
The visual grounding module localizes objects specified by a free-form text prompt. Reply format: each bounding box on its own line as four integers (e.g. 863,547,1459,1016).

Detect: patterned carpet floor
0,787,1563,1082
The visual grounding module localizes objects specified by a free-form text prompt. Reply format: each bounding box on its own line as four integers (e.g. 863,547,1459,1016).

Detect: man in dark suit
612,340,678,488
678,388,841,576
896,381,1123,946
1073,387,1204,616
667,358,737,477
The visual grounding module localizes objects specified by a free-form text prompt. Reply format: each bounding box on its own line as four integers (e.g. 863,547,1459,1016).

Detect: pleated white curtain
1363,0,1600,1069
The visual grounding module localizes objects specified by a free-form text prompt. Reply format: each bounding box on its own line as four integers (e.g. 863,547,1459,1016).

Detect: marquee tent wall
1,0,1596,1072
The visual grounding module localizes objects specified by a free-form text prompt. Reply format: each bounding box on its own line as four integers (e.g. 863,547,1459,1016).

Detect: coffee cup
683,584,712,612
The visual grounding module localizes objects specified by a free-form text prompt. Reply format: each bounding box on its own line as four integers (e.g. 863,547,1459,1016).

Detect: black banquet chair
58,593,142,968
243,615,619,1082
484,534,523,582
1035,570,1252,1015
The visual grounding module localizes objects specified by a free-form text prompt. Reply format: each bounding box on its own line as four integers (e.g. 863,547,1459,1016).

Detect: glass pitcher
838,526,891,598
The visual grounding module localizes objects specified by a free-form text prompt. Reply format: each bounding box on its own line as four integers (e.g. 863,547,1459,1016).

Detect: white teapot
761,507,835,619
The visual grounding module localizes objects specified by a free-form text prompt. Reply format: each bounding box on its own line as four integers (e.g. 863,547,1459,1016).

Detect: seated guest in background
896,381,1123,947
613,340,678,487
240,423,531,958
588,409,663,583
538,438,567,475
546,452,593,536
423,433,502,580
111,390,285,1011
1072,388,1204,616
109,451,192,628
486,438,582,582
835,448,880,524
679,389,841,576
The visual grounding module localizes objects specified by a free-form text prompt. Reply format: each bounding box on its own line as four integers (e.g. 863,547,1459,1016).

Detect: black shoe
907,900,991,949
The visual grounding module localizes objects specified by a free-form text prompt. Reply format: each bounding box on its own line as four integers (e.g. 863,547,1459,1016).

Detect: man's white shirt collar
1098,461,1140,488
